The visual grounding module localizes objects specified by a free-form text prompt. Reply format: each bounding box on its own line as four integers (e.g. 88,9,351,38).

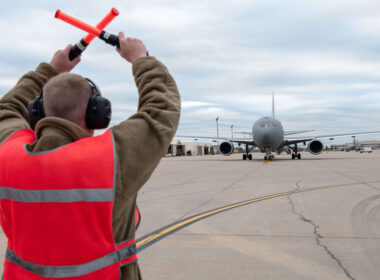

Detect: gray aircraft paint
176,95,380,160
252,117,284,150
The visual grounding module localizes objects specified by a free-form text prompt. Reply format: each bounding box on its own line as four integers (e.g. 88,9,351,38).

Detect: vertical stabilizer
272,92,275,118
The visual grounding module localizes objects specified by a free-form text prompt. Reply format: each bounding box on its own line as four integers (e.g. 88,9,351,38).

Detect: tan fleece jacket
0,56,181,279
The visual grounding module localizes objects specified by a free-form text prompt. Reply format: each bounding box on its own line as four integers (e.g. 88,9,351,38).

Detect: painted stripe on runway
136,180,380,252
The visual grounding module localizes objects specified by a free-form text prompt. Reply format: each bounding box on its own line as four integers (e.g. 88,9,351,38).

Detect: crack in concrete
364,183,380,191
295,180,301,191
287,188,357,280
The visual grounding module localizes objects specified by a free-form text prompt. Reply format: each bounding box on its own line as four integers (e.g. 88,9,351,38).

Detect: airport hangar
167,140,220,156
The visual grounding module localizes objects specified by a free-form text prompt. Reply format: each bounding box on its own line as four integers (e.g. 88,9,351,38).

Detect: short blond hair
43,73,92,125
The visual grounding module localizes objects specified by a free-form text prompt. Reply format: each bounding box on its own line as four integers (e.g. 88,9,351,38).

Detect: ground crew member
0,32,181,279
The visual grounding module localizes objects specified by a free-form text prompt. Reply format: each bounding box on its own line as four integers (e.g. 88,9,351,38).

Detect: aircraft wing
310,131,380,140
175,135,256,146
283,131,380,146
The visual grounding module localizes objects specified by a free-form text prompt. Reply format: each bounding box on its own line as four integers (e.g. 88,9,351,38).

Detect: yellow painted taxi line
136,180,380,251
137,192,289,248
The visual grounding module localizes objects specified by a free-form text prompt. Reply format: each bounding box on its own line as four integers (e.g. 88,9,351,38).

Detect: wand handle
99,31,120,47
69,39,89,61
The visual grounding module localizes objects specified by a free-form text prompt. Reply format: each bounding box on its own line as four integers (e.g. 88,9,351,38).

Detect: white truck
360,146,373,153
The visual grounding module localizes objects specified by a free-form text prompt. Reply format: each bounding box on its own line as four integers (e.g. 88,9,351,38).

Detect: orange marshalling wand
55,8,120,60
83,8,119,44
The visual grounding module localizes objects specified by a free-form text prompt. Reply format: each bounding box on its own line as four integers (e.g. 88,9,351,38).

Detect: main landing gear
242,145,253,160
291,153,301,160
290,144,301,160
243,154,252,160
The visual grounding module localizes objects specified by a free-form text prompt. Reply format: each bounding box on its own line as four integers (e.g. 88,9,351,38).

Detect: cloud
1,0,380,145
182,101,217,108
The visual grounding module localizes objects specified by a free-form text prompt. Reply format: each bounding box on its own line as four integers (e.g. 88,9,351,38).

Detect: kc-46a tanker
177,94,380,161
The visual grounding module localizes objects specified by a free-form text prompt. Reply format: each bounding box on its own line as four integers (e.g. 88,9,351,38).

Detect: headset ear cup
28,95,45,130
85,94,112,129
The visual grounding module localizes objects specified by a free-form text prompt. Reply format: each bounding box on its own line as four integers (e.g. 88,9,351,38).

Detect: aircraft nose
255,129,272,148
260,130,268,140
262,131,272,145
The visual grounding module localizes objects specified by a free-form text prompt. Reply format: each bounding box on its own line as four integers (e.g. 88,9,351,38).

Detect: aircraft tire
248,154,252,160
243,154,247,160
292,154,295,160
297,153,301,159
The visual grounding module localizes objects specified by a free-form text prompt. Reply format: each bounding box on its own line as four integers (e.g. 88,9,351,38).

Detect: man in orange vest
0,32,181,279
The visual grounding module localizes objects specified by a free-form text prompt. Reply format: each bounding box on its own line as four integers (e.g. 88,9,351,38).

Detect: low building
360,141,380,150
331,140,380,151
167,140,219,156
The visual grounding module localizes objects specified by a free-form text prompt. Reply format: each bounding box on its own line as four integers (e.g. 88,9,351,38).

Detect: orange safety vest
0,129,139,279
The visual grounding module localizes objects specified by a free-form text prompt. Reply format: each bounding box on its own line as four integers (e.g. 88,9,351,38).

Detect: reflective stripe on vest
6,238,136,278
0,187,113,202
0,129,138,279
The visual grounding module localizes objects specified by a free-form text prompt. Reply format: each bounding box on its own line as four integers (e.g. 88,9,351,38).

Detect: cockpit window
261,122,274,128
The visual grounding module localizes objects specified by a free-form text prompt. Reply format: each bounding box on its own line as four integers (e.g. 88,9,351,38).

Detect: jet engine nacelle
219,141,234,156
307,139,324,155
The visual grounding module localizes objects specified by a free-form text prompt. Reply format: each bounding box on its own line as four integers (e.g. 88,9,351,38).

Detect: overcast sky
1,0,380,143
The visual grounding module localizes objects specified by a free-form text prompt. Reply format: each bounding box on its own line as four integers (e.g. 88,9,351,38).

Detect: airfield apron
0,129,138,279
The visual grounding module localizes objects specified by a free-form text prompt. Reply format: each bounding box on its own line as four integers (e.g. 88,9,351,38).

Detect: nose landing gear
264,154,274,161
264,149,274,161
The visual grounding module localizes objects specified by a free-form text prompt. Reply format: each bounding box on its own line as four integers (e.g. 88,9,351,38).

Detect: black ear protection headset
28,78,112,130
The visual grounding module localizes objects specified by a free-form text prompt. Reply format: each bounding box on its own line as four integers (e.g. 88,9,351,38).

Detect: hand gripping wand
55,10,121,51
66,8,119,60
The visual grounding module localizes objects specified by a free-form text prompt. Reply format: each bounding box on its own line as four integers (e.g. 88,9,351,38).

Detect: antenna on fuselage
272,92,275,118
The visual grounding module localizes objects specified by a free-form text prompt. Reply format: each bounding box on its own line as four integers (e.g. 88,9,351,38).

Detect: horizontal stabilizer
175,135,256,146
235,131,252,136
284,130,315,136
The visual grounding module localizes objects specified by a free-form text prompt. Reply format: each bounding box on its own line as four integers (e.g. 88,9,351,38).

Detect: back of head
43,73,92,128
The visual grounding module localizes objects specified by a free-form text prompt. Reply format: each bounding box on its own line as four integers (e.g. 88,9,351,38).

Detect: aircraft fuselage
252,116,284,150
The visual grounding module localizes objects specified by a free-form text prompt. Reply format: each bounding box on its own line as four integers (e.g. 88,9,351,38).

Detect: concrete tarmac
0,151,379,279
136,151,380,280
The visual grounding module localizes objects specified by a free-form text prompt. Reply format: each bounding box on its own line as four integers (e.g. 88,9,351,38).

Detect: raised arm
111,33,181,198
0,45,80,142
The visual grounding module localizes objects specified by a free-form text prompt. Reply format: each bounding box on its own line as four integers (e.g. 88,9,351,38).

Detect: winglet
272,92,275,118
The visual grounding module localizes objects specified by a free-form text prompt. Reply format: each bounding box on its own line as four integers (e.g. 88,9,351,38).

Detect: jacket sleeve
111,56,181,198
0,63,58,142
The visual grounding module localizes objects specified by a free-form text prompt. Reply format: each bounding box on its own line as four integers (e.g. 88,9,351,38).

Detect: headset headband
28,77,112,130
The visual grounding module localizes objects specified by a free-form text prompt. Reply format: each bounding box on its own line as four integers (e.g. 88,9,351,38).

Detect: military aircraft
343,137,359,152
176,94,380,160
344,137,380,152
